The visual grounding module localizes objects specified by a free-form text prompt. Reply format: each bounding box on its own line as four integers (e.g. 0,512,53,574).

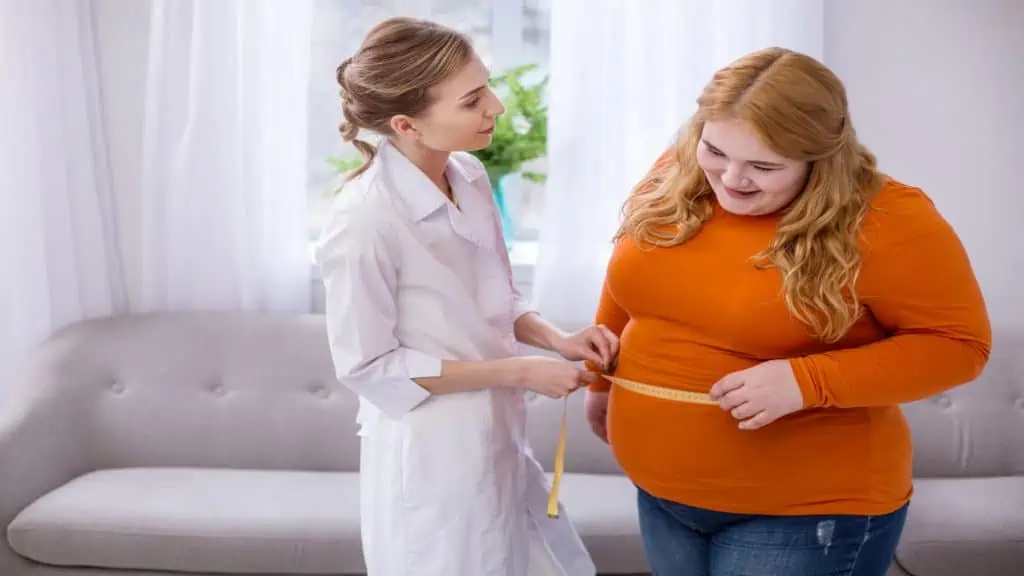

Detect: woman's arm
790,184,992,408
317,209,527,418
317,207,591,415
513,311,567,352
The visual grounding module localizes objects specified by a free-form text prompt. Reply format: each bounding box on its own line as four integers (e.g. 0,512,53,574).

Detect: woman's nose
489,99,506,117
721,165,750,188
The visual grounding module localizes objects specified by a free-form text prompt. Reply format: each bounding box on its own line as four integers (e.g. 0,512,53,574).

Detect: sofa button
209,382,226,396
935,394,953,409
1015,396,1024,411
109,381,125,394
313,385,330,399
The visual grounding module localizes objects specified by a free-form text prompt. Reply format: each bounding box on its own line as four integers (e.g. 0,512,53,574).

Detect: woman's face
404,55,505,153
696,119,810,216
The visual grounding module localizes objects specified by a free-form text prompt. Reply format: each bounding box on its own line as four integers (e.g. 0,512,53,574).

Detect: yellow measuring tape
545,375,717,518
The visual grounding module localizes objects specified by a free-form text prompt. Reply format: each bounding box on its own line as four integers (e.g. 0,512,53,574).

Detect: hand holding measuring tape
544,324,619,518
709,359,805,431
551,324,619,369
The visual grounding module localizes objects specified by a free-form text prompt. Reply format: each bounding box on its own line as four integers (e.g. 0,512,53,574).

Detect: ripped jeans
636,487,908,576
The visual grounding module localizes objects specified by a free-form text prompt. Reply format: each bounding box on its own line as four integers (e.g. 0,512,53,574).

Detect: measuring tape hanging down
545,374,717,518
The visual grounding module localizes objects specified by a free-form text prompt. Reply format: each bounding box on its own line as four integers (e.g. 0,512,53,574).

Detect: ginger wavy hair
617,47,886,343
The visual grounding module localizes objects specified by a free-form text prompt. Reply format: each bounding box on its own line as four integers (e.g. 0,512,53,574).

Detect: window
305,0,551,249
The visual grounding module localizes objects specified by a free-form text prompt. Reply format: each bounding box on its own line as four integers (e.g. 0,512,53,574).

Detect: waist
603,375,717,405
606,386,914,515
612,338,763,394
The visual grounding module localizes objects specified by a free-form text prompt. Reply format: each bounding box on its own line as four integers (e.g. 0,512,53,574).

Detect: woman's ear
389,115,419,140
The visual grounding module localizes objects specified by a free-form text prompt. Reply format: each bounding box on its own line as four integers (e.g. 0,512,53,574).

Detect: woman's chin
465,133,494,151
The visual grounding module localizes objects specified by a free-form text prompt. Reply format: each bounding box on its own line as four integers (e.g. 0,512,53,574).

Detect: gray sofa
0,312,1021,575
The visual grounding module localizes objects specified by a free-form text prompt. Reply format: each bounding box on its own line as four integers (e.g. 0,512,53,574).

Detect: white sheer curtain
0,0,313,399
0,0,128,397
532,0,824,327
136,0,313,312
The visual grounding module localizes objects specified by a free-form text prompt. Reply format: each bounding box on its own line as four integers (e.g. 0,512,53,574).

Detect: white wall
824,0,1024,334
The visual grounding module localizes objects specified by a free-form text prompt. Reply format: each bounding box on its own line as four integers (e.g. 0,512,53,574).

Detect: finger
589,331,613,368
576,342,605,366
599,325,619,354
738,410,775,431
577,370,599,386
709,374,744,400
717,388,749,411
730,401,760,420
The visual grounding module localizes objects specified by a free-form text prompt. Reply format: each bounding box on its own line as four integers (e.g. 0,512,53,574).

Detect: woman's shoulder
860,176,959,253
314,171,397,264
866,177,934,213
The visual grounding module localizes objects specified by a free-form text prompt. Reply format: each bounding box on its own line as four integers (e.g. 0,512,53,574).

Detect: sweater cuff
789,357,825,409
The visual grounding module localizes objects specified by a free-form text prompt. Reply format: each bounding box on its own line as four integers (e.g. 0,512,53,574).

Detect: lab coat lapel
378,142,514,359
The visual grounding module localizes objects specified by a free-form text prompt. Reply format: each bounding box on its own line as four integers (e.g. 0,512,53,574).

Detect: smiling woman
586,46,990,576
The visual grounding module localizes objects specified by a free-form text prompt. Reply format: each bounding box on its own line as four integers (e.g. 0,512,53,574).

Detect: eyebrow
458,84,487,101
702,138,786,168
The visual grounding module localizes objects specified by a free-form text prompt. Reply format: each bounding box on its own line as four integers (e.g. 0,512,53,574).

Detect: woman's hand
552,324,619,370
709,359,805,430
507,356,597,399
584,390,610,443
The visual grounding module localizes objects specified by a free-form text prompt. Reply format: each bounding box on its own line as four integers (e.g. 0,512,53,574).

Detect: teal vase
492,175,516,251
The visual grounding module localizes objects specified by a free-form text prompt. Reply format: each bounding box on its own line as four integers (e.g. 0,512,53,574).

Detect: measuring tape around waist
545,375,718,518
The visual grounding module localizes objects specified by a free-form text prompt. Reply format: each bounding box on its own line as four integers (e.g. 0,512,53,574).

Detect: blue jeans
637,487,908,576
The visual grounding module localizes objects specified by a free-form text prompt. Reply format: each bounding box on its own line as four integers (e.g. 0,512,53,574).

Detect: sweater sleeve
584,148,676,391
790,184,992,408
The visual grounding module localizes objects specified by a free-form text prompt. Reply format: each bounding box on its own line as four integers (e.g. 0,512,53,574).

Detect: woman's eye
707,147,725,156
464,98,480,109
752,165,779,172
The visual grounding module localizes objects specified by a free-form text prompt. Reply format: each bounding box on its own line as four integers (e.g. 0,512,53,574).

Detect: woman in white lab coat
314,18,617,576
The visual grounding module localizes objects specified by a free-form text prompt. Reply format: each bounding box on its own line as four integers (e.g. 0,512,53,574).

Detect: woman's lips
725,186,760,199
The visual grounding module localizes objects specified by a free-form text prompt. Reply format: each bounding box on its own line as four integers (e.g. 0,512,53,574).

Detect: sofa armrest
0,368,89,572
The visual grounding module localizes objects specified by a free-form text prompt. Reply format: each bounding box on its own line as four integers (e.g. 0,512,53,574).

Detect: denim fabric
636,487,908,576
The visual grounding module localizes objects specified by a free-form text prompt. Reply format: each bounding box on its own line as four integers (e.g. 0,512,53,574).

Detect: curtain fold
137,0,313,312
0,0,127,397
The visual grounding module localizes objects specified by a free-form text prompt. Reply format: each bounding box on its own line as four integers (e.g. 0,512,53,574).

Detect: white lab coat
314,139,595,576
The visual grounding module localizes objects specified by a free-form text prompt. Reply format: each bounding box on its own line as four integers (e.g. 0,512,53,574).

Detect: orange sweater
590,167,991,516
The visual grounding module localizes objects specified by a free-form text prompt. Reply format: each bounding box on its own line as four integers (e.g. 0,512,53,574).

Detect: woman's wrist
514,311,568,352
493,357,527,388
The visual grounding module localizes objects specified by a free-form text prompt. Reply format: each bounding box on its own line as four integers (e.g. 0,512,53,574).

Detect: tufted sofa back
22,312,358,473
900,331,1024,478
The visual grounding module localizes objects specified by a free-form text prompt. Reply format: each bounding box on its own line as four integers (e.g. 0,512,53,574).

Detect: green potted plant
469,63,547,247
327,63,548,250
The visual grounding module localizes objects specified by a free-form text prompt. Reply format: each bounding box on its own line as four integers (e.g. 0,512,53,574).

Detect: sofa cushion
7,468,362,574
895,476,1024,576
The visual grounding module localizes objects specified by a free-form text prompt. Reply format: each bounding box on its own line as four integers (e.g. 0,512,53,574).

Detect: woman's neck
389,137,452,199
